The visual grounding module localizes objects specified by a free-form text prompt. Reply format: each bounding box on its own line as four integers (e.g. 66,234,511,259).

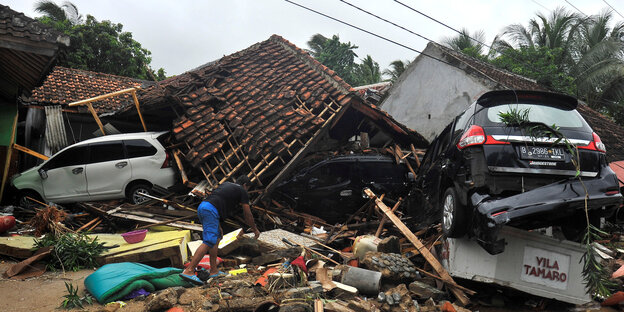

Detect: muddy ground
0,259,616,312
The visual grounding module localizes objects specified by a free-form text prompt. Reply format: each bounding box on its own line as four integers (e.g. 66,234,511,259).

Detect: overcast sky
4,0,618,77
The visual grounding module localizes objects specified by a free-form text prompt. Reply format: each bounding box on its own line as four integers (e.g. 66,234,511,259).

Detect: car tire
17,190,42,210
441,187,467,238
127,183,152,205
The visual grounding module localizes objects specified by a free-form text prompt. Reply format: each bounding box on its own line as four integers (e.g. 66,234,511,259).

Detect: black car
412,90,622,254
275,154,413,222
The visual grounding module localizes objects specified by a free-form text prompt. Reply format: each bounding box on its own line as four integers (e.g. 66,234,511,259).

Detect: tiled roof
0,4,69,47
353,81,392,96
142,35,356,168
433,42,624,162
25,66,147,114
0,5,69,98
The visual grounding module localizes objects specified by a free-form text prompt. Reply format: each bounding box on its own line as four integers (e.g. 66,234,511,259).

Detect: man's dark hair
236,175,252,187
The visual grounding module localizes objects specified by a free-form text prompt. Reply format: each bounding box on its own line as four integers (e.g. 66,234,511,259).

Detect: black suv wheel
441,187,466,237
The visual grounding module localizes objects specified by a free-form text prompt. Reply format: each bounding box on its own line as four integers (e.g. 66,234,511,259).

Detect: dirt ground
1,259,617,312
0,260,152,312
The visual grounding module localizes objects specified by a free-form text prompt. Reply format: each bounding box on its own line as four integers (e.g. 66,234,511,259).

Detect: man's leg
182,243,210,276
208,237,222,275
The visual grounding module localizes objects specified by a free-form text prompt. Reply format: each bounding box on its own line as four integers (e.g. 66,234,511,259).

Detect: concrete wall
381,44,494,141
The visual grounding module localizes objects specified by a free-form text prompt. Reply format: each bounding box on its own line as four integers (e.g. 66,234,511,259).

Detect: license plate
519,146,565,161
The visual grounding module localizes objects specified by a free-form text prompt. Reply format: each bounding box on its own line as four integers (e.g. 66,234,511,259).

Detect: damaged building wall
380,42,498,142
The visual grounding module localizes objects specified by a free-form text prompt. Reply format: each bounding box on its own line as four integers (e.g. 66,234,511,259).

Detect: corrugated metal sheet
44,105,68,154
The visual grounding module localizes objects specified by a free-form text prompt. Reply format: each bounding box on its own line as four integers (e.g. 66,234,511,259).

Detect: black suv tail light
457,125,486,149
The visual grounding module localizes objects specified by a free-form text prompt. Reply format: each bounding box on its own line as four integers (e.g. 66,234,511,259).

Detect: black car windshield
484,104,587,129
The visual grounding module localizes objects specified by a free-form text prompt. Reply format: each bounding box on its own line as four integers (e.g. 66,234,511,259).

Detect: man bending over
180,175,260,284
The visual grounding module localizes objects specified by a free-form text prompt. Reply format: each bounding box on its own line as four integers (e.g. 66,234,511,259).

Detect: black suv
275,154,413,222
413,90,622,254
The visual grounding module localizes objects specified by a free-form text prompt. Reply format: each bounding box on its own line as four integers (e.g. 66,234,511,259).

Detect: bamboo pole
68,87,140,107
86,102,106,135
131,90,147,132
12,143,49,160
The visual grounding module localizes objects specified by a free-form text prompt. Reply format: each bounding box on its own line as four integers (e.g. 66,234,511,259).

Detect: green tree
306,33,359,85
353,55,382,86
35,0,82,25
382,60,410,82
36,2,165,80
569,9,624,111
443,28,488,60
489,46,575,94
498,7,581,68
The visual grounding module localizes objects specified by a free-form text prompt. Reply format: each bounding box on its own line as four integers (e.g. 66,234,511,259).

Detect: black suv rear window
482,103,589,130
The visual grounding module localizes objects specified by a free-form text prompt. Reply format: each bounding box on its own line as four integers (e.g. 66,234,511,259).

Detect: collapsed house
380,41,624,162
135,34,428,197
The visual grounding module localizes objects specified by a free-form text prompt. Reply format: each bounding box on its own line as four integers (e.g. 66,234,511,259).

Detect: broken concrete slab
408,280,447,301
245,229,318,250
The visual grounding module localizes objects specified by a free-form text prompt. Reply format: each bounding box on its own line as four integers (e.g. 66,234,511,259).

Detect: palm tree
569,9,624,109
35,1,83,25
382,60,410,82
354,55,382,86
443,28,487,58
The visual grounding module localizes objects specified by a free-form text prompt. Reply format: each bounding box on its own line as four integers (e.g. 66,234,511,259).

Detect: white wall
381,44,494,141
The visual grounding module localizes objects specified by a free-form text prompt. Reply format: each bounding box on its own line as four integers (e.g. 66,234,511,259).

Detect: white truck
440,226,591,305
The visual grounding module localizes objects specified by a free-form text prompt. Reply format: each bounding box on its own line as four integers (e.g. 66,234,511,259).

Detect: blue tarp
84,262,191,303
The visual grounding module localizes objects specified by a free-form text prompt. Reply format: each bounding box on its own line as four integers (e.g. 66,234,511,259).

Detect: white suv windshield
486,104,584,128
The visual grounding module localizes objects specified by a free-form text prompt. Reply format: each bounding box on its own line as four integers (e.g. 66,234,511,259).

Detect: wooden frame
68,87,147,135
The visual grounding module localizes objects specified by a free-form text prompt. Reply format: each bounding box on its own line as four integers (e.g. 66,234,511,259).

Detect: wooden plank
375,197,401,237
86,102,106,135
364,188,471,306
68,87,139,107
414,267,476,295
257,101,350,205
410,144,421,168
172,150,188,185
110,212,203,231
131,90,147,132
12,143,49,160
0,112,18,202
314,299,324,312
394,145,417,178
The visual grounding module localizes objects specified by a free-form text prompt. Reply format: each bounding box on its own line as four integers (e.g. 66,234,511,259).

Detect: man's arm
241,203,260,239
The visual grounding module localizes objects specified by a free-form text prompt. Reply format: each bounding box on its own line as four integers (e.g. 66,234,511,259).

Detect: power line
563,0,587,17
338,0,435,43
283,0,455,68
602,0,624,20
532,0,550,12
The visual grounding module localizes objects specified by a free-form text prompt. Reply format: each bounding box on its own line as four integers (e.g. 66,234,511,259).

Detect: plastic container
353,235,379,260
341,266,382,295
122,229,148,244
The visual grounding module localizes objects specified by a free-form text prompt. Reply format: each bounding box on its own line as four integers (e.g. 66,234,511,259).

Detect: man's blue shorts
197,201,220,247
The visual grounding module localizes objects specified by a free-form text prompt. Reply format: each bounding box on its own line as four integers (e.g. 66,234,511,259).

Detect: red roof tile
25,66,147,114
141,35,356,167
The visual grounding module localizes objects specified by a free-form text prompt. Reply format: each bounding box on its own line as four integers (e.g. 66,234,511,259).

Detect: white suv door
41,145,89,202
85,141,131,198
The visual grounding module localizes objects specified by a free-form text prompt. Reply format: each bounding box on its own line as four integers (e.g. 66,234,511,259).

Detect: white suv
11,132,177,206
